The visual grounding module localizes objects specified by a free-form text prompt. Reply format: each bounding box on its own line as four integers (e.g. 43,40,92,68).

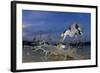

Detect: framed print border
11,1,98,72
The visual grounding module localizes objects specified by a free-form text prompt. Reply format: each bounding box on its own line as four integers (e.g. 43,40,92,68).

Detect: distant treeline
23,40,90,46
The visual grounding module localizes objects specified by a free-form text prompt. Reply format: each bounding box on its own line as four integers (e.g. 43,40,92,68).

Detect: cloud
22,21,46,29
22,23,33,29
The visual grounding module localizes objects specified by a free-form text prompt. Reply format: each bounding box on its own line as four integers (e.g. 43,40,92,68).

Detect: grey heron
60,23,83,42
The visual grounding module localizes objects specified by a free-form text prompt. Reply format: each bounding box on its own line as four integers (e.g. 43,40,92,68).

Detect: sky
22,10,91,42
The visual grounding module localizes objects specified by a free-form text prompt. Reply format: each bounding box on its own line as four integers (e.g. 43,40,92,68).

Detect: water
22,45,90,63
